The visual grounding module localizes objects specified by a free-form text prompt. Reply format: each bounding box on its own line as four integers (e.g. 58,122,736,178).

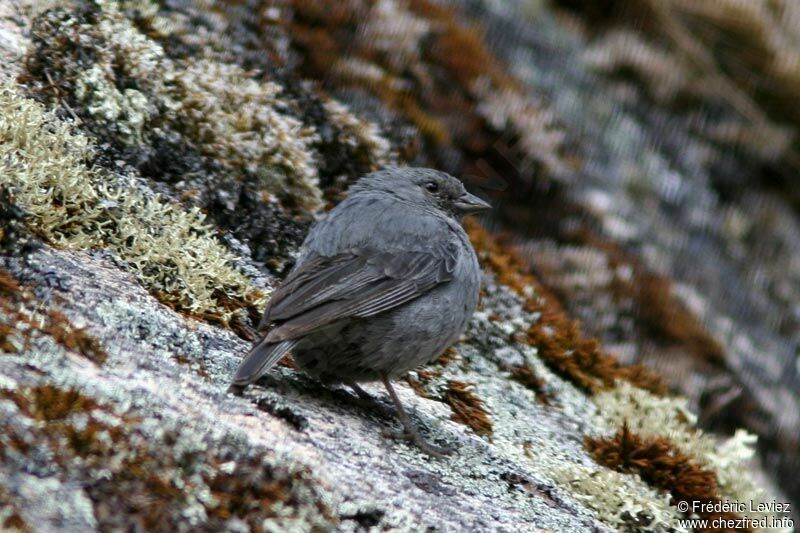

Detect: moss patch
549,458,683,531
0,82,266,325
508,364,552,405
554,0,796,180
286,0,568,177
586,425,752,532
0,383,334,530
564,229,727,367
0,269,107,364
466,219,665,395
0,485,30,533
23,1,323,212
442,380,493,437
593,382,773,522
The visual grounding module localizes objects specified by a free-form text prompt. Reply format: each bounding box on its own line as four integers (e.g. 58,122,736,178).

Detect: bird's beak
454,192,491,215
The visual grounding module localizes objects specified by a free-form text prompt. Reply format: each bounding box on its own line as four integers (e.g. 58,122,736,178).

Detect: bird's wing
261,243,458,342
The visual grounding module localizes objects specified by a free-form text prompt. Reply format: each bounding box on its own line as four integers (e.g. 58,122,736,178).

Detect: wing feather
262,243,458,342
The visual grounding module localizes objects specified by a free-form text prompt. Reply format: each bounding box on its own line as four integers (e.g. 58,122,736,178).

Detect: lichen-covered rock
0,241,780,532
1,0,797,531
0,83,267,324
460,0,800,513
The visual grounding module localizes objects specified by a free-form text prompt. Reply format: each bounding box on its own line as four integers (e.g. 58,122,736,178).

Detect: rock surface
1,0,798,531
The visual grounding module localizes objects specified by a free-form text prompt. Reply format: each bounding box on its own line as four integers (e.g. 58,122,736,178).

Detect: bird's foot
379,374,454,458
382,427,454,458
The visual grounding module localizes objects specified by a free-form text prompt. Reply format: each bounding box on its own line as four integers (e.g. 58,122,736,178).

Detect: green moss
25,0,324,213
162,59,322,211
0,82,265,321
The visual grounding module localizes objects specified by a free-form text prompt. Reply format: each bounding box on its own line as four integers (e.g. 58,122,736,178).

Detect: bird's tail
230,338,295,389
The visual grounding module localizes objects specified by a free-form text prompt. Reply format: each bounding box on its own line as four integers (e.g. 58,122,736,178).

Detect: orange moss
26,385,99,421
0,271,20,295
3,514,29,533
373,85,450,145
442,380,493,436
527,318,665,394
0,486,30,533
404,374,430,398
436,346,458,366
0,384,332,529
87,457,192,530
465,219,666,395
508,364,552,405
464,219,562,309
546,225,727,367
0,385,126,464
173,353,210,378
207,458,335,526
0,323,17,353
404,368,442,399
285,0,516,158
417,369,441,381
287,0,362,79
586,425,752,532
614,268,725,365
406,0,514,88
0,269,108,363
277,354,298,370
207,458,293,523
46,310,107,365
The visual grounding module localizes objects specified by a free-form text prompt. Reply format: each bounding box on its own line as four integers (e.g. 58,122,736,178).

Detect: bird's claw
382,427,454,458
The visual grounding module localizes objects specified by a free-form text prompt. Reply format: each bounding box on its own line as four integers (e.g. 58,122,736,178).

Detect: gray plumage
230,168,490,455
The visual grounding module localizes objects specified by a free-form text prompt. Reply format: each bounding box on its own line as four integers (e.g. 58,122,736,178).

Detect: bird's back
300,190,454,259
232,168,487,390
274,188,481,380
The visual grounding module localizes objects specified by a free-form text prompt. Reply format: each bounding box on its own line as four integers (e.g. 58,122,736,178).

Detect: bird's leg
349,382,375,401
346,382,395,418
380,374,452,458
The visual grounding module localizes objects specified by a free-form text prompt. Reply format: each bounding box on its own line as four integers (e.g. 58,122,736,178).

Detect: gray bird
230,168,490,456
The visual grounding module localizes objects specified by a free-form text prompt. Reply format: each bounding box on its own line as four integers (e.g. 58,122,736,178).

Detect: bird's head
352,168,491,219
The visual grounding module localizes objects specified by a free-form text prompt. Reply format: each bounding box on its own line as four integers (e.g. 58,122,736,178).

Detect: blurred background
277,0,800,516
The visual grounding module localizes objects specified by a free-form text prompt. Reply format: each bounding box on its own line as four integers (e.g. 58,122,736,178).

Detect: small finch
230,168,490,456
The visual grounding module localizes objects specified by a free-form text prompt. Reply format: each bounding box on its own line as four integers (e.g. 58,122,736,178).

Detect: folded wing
262,243,458,342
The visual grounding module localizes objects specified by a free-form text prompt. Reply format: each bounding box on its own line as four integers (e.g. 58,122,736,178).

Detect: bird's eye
424,182,439,193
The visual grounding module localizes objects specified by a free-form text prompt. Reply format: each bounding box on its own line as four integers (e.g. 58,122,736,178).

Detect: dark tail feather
231,338,295,388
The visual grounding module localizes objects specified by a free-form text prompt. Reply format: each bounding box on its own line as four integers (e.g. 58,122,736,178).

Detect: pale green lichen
593,382,786,531
323,99,394,169
74,64,155,145
0,82,265,319
31,0,323,213
549,461,686,532
162,59,322,211
546,380,783,532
